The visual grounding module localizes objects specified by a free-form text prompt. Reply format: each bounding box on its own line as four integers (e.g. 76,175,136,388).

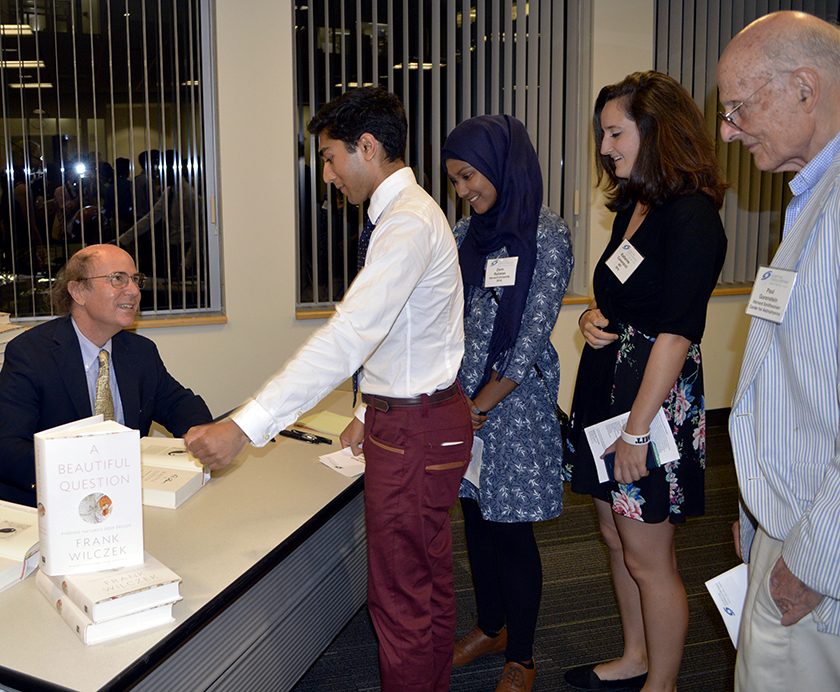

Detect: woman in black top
564,72,727,692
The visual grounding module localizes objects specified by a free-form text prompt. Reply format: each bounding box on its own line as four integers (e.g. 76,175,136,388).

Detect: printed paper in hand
705,563,749,648
584,408,679,483
319,448,365,477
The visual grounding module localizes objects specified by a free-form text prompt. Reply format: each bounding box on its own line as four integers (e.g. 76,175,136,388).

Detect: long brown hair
593,71,727,212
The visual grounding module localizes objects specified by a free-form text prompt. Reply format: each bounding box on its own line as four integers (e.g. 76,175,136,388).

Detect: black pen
279,429,332,445
292,427,333,444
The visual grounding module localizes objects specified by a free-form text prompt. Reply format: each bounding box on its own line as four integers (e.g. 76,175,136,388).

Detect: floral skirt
565,321,706,523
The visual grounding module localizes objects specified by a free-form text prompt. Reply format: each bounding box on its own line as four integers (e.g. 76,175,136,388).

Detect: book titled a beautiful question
35,415,144,576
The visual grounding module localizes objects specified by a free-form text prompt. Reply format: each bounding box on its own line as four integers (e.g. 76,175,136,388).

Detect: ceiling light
0,25,33,36
9,82,52,88
1,60,45,69
393,62,440,70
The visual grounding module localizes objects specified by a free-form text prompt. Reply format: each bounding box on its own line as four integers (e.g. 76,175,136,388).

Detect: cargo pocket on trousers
423,426,471,509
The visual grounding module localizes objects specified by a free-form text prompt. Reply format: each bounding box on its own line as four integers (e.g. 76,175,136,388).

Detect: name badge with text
745,266,797,324
484,256,518,287
606,241,644,284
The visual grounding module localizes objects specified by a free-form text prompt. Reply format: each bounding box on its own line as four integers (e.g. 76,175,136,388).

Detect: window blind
294,0,591,308
0,0,220,319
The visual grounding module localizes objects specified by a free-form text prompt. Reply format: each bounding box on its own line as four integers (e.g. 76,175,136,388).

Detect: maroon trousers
363,387,473,692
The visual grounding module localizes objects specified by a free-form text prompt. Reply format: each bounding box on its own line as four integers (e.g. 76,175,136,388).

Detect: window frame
0,0,223,324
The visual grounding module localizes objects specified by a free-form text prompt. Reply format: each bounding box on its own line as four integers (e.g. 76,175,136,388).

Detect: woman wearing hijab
442,115,573,692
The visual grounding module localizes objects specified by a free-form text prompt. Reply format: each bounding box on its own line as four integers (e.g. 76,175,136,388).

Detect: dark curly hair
593,71,727,212
307,86,407,163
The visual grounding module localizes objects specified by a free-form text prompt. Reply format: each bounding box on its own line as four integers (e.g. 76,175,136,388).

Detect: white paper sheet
463,437,484,487
705,563,749,648
318,448,366,477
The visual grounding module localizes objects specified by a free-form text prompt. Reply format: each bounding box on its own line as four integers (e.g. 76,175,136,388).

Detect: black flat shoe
564,663,647,691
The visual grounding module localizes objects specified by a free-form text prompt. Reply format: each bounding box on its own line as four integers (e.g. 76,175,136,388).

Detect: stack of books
0,312,25,369
36,552,182,645
33,416,182,644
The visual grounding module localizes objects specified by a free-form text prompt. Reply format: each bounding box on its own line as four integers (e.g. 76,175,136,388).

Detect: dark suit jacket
0,316,213,506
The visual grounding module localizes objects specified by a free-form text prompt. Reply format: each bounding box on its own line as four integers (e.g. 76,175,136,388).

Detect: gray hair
50,248,100,315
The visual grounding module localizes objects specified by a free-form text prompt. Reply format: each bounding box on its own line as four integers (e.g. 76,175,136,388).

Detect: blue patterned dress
455,205,573,523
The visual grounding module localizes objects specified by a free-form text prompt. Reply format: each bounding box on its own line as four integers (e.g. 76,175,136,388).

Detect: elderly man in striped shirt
718,11,840,692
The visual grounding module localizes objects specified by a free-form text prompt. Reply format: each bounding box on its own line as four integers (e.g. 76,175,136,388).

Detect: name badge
606,240,644,284
745,266,797,324
484,256,518,287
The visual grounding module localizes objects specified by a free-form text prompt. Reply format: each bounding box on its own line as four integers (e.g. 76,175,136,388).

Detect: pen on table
292,427,333,444
279,429,332,445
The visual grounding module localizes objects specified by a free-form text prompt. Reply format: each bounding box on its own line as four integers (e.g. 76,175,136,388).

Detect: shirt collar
789,129,840,197
367,166,416,225
71,316,113,374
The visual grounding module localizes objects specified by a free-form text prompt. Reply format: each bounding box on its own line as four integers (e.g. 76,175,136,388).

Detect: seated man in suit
0,243,213,506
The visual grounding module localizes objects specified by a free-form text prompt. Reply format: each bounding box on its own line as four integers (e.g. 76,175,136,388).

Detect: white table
0,392,366,692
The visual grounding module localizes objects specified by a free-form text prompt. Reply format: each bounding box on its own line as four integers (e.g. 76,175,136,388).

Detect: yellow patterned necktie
94,349,116,421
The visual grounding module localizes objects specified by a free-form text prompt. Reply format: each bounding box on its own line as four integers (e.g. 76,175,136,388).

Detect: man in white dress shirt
185,87,472,692
718,11,840,691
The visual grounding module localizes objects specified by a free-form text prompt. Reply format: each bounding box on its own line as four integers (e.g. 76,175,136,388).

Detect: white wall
136,0,324,417
138,0,751,420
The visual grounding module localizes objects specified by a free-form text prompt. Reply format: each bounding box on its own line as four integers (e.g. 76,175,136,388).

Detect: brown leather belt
361,382,459,413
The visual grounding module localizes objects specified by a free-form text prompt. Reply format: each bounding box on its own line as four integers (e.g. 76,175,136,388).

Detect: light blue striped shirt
730,130,840,635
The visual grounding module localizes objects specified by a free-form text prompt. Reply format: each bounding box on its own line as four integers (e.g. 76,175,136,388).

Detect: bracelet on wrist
620,427,651,446
578,308,594,326
473,407,490,417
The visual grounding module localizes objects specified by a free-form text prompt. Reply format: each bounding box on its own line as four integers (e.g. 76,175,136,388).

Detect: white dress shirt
234,167,465,445
730,132,840,634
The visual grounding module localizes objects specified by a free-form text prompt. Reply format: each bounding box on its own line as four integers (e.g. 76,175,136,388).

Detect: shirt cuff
232,399,280,447
354,404,366,424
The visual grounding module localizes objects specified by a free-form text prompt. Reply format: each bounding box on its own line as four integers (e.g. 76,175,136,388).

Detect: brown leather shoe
452,625,507,667
496,661,536,692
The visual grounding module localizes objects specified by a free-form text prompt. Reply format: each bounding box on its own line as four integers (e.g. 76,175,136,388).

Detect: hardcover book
42,551,182,622
0,500,40,594
35,416,144,576
36,570,174,645
140,437,209,509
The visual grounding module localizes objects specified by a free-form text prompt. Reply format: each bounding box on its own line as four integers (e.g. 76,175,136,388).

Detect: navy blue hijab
442,115,542,394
